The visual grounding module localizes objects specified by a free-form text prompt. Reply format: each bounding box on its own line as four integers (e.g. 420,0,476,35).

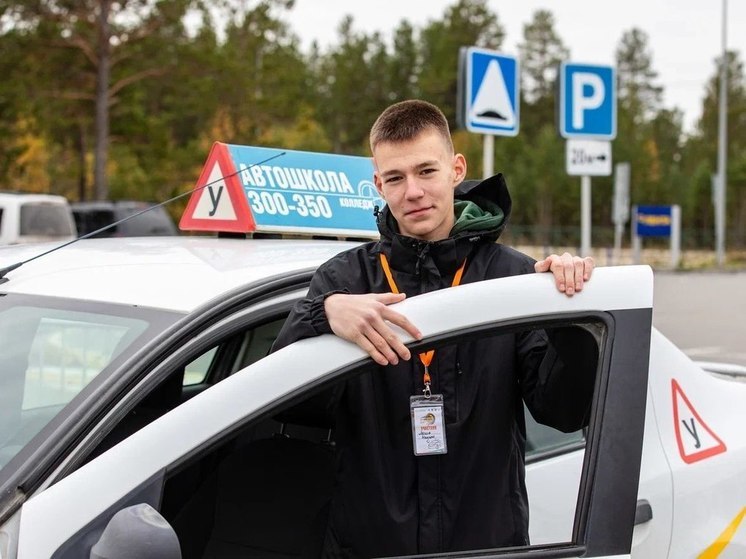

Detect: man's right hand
324,293,422,366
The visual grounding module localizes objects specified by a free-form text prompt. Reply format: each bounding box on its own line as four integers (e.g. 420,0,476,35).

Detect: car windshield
117,207,177,236
0,294,181,474
20,203,75,237
73,204,177,237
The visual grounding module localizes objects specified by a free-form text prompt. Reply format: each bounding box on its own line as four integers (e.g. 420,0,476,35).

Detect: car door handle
634,499,653,525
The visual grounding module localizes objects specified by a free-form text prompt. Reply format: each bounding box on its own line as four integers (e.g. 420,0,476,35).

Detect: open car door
15,266,653,559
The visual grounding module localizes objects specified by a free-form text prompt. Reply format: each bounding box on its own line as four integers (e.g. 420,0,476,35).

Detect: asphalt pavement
652,271,746,366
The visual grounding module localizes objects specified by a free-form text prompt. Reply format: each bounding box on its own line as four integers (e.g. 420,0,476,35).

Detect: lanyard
379,253,466,397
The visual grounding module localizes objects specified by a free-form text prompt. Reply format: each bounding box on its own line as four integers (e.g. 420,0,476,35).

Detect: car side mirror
90,503,181,559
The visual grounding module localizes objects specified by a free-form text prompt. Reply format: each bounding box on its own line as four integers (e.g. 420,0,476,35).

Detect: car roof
0,237,360,312
0,192,70,204
71,200,157,209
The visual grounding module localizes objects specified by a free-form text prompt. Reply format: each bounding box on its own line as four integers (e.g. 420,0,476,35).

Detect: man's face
373,129,467,242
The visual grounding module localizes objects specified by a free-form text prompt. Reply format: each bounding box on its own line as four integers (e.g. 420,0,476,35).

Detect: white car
0,192,77,245
0,235,744,559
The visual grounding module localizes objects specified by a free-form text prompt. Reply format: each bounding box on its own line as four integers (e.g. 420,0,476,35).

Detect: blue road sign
560,62,616,139
464,47,520,136
635,205,673,237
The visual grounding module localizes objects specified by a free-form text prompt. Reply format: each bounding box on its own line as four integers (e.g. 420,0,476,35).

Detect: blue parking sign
560,63,616,139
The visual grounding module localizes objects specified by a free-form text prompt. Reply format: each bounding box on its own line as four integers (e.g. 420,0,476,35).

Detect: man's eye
385,176,403,184
421,168,436,175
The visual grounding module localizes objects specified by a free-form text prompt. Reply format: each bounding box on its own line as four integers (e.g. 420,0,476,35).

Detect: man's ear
373,172,386,199
452,153,467,186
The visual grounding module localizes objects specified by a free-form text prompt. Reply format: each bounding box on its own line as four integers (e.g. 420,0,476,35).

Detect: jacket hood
376,173,512,244
374,173,513,276
454,173,512,229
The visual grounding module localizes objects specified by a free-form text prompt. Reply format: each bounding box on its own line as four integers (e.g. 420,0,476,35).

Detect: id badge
410,394,448,456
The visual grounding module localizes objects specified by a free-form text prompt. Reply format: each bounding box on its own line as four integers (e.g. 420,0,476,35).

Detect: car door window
182,318,286,387
171,313,588,549
182,314,586,459
153,320,602,559
183,347,217,386
525,409,585,459
88,316,290,462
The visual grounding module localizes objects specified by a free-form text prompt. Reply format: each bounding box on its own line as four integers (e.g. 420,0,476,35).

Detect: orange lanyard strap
379,253,466,395
419,351,434,387
379,253,466,292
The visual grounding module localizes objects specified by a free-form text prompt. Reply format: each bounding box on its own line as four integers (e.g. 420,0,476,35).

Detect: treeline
1,0,745,248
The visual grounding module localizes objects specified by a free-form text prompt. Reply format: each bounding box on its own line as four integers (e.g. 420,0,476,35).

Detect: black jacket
272,174,595,557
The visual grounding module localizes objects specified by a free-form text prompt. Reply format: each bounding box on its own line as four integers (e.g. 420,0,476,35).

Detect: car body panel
0,237,359,311
632,388,675,558
647,331,746,557
15,266,654,558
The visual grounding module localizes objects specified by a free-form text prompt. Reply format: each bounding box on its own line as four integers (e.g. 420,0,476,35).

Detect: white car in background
0,232,744,559
0,192,76,245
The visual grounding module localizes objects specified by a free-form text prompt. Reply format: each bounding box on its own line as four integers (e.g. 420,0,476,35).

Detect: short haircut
369,99,453,153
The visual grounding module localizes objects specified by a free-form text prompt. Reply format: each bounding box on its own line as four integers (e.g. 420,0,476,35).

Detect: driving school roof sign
180,142,382,238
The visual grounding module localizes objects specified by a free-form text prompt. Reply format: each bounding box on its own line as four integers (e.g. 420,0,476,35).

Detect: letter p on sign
572,73,605,129
560,62,616,140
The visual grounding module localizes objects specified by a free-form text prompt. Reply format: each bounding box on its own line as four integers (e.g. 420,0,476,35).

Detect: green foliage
1,0,745,248
519,10,568,104
419,0,504,127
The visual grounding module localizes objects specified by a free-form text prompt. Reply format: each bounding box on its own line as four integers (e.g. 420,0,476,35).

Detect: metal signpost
459,47,520,178
612,163,631,261
559,62,616,256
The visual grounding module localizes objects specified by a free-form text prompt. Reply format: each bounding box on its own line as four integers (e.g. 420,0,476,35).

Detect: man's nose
403,177,424,199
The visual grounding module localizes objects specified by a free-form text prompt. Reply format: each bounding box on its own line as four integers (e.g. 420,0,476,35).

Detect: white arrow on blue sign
464,47,520,136
560,62,616,140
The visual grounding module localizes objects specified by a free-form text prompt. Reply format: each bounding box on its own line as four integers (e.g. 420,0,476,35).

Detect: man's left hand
534,252,595,297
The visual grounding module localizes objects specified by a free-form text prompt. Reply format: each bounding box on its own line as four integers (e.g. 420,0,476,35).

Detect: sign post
459,47,520,178
560,62,616,256
612,162,631,262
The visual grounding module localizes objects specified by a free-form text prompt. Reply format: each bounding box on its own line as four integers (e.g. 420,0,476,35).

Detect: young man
272,100,595,557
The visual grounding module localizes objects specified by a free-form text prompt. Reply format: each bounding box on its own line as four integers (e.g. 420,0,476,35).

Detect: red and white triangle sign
672,379,727,464
180,142,254,233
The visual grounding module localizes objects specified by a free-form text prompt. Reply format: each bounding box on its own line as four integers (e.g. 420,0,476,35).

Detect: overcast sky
284,0,743,134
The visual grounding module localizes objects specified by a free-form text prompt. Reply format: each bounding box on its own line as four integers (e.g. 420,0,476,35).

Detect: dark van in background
72,201,178,237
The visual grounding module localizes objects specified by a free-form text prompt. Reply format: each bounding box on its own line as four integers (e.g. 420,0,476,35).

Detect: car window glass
183,347,217,385
525,408,585,459
181,316,586,456
155,320,602,558
82,210,117,236
22,315,146,409
20,203,74,236
0,303,154,471
118,208,177,236
181,318,286,387
232,318,285,371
